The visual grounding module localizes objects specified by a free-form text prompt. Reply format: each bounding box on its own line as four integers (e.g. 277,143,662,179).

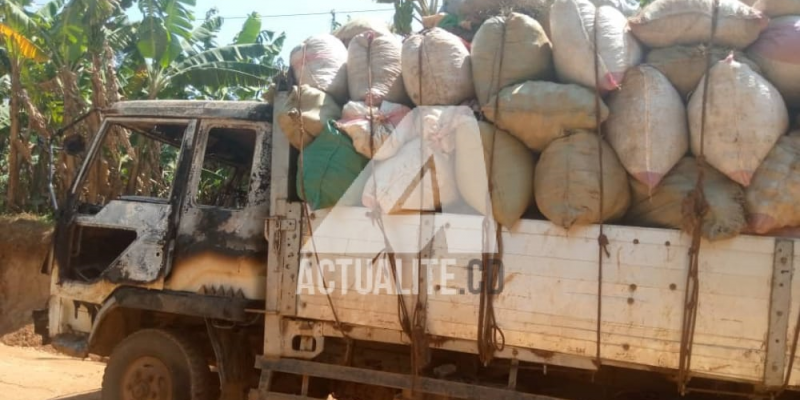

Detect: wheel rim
121,356,173,400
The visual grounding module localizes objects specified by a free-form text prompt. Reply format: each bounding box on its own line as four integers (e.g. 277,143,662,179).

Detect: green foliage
0,0,285,214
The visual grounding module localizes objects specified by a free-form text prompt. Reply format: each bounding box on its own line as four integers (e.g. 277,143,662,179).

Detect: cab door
51,118,198,286
167,119,270,300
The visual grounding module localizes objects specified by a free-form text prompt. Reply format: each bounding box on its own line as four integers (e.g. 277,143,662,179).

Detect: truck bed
292,206,800,389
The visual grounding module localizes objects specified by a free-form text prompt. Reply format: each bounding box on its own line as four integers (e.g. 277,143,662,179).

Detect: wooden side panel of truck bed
292,207,800,387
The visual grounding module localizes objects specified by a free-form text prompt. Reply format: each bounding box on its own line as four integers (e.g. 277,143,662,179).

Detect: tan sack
646,45,761,98
333,18,392,46
370,106,477,161
362,138,460,213
746,133,800,234
277,85,342,150
688,56,789,187
456,121,536,228
752,0,800,16
483,81,609,151
747,16,800,108
338,101,412,159
535,130,630,229
471,12,553,106
290,34,349,103
627,157,746,241
402,28,475,106
605,65,688,189
550,0,642,92
629,0,767,49
347,32,409,105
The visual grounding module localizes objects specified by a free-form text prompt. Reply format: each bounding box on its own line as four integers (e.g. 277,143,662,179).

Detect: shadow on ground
53,390,100,400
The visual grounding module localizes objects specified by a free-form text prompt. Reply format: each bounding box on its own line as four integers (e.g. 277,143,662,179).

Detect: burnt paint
113,286,249,322
175,209,267,260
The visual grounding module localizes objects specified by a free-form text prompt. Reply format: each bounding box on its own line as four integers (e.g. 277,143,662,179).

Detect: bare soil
0,215,53,336
0,341,103,400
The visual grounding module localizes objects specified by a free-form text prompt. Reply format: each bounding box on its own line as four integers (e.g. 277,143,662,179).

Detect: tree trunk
102,44,134,199
6,57,22,210
58,66,89,202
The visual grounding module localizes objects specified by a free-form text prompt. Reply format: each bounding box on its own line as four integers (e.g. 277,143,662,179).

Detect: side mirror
63,134,86,156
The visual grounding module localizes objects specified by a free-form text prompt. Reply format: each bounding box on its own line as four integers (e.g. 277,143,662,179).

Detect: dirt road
0,343,104,400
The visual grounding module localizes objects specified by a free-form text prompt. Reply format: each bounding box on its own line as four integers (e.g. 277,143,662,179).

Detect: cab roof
105,100,273,121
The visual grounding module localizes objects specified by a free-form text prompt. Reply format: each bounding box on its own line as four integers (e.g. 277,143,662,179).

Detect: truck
36,94,800,400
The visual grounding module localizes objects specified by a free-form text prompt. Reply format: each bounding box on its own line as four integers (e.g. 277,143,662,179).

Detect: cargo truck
36,95,800,400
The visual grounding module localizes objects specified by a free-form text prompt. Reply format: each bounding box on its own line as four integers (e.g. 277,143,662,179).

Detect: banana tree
376,0,441,34
0,0,49,210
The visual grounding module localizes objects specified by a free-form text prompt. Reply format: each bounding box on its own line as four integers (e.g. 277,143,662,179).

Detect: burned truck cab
44,101,272,362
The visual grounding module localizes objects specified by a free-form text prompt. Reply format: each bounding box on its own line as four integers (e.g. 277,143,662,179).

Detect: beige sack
338,101,412,159
628,157,746,241
629,0,767,49
362,138,460,213
752,0,800,16
746,133,800,234
290,35,349,103
333,18,392,46
646,45,761,98
402,28,475,106
747,16,800,108
688,57,789,187
535,130,630,229
277,85,342,150
471,13,553,106
483,81,609,151
550,0,643,92
605,65,688,189
347,32,409,105
456,121,536,228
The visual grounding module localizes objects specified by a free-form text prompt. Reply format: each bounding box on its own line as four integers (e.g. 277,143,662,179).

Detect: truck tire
101,329,211,400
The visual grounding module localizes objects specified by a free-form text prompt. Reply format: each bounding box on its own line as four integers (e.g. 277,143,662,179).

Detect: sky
128,0,397,62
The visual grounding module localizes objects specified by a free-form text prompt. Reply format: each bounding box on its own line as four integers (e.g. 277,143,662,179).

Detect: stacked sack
279,0,800,239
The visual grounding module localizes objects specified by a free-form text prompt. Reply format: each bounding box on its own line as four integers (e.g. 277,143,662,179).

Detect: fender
88,287,251,355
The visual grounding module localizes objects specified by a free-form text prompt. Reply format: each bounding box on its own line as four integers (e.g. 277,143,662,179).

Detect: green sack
297,120,369,210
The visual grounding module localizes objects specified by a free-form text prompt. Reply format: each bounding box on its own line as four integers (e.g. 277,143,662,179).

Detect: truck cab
42,100,273,400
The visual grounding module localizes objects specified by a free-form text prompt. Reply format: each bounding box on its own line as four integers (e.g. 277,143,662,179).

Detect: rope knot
598,233,610,258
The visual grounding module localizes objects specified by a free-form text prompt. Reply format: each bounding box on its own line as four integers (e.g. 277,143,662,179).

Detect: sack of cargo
550,0,642,92
298,121,369,210
627,157,746,241
338,101,412,159
347,32,409,105
629,0,767,49
752,0,800,16
605,65,688,189
688,57,789,187
483,81,610,151
534,130,630,229
646,45,761,98
290,34,349,103
277,85,342,150
362,138,460,213
591,0,641,15
471,13,553,106
747,16,800,108
746,133,800,234
333,18,392,46
402,28,475,106
456,121,536,228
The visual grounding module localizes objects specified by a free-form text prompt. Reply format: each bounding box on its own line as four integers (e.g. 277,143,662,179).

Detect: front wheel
102,329,211,400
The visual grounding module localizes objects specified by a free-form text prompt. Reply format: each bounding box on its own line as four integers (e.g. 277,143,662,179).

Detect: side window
77,121,188,208
196,127,257,209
